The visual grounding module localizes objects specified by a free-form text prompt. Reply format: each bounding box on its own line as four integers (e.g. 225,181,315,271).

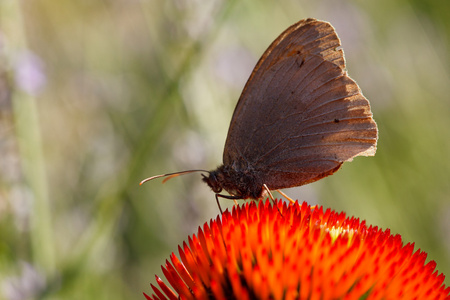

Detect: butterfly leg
215,193,242,214
263,184,275,201
276,189,315,209
214,194,224,214
276,189,295,204
263,184,284,217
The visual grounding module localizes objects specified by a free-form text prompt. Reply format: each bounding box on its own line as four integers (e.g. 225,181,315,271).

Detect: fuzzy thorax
202,164,265,199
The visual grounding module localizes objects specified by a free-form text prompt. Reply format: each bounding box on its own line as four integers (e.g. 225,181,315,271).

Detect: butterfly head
202,170,223,194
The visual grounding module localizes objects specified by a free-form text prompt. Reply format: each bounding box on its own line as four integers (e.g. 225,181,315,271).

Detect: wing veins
254,127,375,165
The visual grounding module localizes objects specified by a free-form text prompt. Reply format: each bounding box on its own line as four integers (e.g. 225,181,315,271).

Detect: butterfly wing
223,18,378,190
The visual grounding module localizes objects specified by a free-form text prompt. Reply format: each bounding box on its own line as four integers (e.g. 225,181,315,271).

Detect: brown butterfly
141,18,378,212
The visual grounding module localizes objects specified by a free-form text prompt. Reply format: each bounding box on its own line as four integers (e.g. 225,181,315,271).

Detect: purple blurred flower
14,51,46,96
1,262,46,300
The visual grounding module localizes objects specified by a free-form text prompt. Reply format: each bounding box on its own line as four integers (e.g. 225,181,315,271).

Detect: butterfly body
203,161,343,200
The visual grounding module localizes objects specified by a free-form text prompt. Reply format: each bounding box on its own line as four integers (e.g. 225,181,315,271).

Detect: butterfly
141,18,378,212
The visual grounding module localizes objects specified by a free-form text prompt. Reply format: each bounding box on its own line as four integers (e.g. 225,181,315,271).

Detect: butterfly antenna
140,169,210,185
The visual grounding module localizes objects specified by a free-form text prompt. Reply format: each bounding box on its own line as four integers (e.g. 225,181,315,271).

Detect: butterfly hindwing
223,18,377,190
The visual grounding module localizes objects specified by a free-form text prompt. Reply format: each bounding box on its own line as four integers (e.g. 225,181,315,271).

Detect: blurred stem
4,2,55,273
14,92,55,273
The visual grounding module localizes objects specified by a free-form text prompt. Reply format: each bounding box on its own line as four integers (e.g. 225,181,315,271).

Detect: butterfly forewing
223,18,377,190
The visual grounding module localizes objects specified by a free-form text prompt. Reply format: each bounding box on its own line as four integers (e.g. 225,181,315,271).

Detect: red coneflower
145,200,450,300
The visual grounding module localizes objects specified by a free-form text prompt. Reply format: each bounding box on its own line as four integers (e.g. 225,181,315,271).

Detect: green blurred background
1,0,449,298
